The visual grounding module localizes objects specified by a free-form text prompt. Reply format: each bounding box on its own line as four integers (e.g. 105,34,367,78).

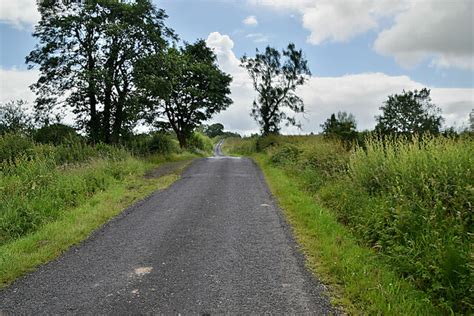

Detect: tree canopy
321,111,357,143
375,88,443,136
27,0,174,143
241,43,311,135
134,40,232,148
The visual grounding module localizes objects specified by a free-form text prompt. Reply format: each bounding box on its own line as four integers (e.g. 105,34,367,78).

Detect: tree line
1,0,466,146
26,0,231,148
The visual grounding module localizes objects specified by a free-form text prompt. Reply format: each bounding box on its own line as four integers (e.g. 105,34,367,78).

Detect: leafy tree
205,123,224,138
0,100,34,135
241,43,311,135
321,111,357,143
34,123,79,145
135,40,232,148
27,0,173,143
375,88,443,136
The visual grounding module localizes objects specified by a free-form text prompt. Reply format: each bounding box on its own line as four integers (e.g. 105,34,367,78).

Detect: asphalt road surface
0,141,334,314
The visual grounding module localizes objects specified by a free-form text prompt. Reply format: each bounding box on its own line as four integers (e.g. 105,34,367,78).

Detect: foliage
135,40,232,148
254,155,437,315
0,133,35,163
321,111,358,145
28,0,174,143
188,132,213,153
0,135,138,245
375,88,443,136
34,123,80,145
241,43,311,135
204,123,224,138
146,133,177,155
0,100,34,135
226,135,473,313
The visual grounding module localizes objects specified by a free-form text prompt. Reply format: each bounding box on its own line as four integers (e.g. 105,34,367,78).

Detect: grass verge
0,158,192,288
253,154,438,315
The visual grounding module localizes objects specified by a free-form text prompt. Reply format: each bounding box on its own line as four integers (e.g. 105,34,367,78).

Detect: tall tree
27,0,174,143
241,43,311,135
375,88,443,136
321,111,357,143
204,123,224,138
0,100,34,135
135,40,232,148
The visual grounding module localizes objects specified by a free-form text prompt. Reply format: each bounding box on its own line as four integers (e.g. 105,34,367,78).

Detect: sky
0,0,473,135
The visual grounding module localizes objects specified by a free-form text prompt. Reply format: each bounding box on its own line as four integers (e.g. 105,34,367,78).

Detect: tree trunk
177,132,187,148
87,52,100,143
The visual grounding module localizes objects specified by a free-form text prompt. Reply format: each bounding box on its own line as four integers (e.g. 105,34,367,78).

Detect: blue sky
0,0,473,134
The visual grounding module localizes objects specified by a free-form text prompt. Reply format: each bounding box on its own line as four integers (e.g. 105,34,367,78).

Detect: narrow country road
0,141,334,314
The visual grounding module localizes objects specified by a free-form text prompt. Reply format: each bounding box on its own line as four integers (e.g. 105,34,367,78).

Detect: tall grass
320,136,473,312
225,134,473,313
0,134,147,245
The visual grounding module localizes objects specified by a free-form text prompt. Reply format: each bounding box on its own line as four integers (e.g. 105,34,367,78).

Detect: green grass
224,135,472,314
0,132,202,287
0,157,192,288
253,154,437,315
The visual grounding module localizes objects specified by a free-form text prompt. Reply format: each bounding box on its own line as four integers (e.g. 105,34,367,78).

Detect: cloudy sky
0,0,473,134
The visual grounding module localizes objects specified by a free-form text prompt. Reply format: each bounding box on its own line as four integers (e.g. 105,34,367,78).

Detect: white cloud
0,0,39,29
245,33,268,43
0,67,38,104
249,0,405,44
242,15,258,26
249,0,474,70
206,32,474,135
374,0,474,70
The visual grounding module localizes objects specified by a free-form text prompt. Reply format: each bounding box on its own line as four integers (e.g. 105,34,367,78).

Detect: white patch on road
131,267,153,277
208,156,242,160
260,204,270,207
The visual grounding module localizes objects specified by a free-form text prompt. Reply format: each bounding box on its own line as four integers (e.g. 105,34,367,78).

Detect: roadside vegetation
223,76,472,315
224,134,473,314
1,0,236,286
0,128,215,286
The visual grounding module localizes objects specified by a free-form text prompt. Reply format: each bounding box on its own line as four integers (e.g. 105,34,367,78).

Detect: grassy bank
0,132,207,287
224,135,473,314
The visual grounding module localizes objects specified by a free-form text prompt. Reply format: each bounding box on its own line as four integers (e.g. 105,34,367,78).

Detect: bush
271,144,301,165
256,134,280,152
188,132,213,152
0,133,35,163
148,133,176,155
34,123,80,145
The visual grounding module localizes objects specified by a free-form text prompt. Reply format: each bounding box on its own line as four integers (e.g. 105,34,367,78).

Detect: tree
321,111,357,143
34,123,80,145
375,88,443,136
27,0,174,143
135,40,232,148
0,100,34,135
241,43,311,135
204,123,224,138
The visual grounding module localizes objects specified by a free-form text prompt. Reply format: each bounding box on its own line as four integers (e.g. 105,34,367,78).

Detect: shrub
188,132,213,152
256,134,280,152
0,133,35,163
271,144,301,165
148,133,176,155
34,123,80,145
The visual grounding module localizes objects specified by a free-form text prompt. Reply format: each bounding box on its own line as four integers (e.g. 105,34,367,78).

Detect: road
0,142,334,314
